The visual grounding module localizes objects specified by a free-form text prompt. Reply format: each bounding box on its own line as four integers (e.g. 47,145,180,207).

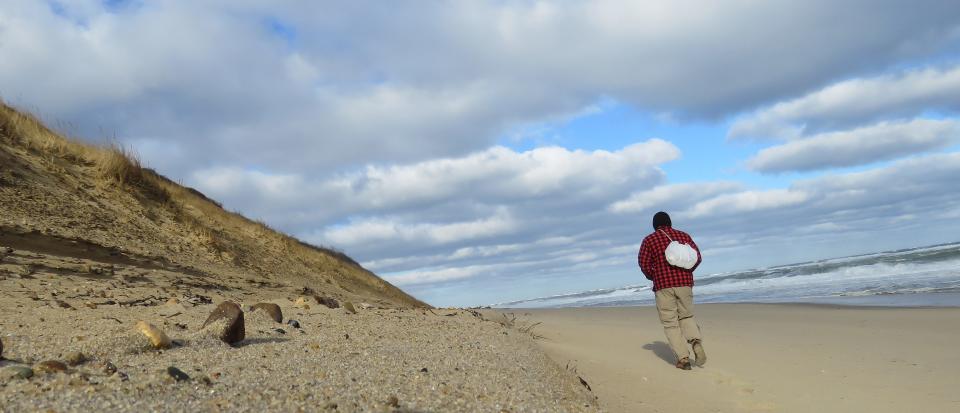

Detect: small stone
3,247,12,254
100,361,118,375
4,366,33,379
286,319,301,329
54,299,74,310
166,366,190,382
83,301,97,309
250,303,283,323
293,296,311,309
274,328,286,335
165,298,180,305
343,301,356,314
64,351,86,366
35,360,68,374
0,336,3,359
420,367,428,373
386,395,400,408
136,321,172,349
201,301,245,344
313,296,340,309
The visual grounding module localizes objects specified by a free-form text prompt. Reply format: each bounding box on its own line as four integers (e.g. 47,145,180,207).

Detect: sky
2,1,960,307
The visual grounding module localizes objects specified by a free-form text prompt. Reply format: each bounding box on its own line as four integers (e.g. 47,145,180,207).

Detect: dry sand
0,246,599,412
520,304,960,413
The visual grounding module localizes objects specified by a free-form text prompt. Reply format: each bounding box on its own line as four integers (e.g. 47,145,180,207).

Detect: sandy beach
520,303,960,413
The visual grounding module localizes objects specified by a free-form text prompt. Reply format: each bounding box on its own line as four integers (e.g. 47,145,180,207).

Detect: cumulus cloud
746,119,960,173
609,182,743,214
4,1,960,306
3,1,960,176
729,65,960,140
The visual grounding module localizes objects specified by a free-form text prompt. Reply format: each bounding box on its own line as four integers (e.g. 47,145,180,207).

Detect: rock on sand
202,301,245,344
136,321,172,349
250,303,283,323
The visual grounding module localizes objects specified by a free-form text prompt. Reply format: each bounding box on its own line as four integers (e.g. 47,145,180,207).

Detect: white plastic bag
660,230,698,269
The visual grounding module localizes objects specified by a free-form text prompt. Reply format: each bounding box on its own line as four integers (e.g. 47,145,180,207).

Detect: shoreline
495,290,960,310
517,303,960,413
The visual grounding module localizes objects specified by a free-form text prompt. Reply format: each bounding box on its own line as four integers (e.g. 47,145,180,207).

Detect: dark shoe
692,339,706,367
675,357,692,370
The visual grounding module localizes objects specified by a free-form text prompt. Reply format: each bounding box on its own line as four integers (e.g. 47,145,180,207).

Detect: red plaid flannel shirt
638,226,702,291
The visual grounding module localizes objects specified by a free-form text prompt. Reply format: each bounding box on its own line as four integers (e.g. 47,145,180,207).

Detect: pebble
0,335,3,359
250,303,283,323
166,366,190,382
274,328,286,335
64,351,86,366
54,299,74,310
4,366,33,380
343,301,357,314
136,321,172,349
286,319,301,329
314,295,340,309
293,296,311,309
201,301,245,344
387,395,400,408
35,360,68,374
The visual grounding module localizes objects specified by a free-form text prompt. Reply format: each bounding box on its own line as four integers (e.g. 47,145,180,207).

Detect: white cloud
609,182,742,213
3,1,960,175
682,189,811,218
746,119,960,173
384,266,485,286
323,211,517,247
730,65,960,140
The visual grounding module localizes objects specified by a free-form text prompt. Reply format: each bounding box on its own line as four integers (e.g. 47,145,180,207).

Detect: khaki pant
655,286,702,361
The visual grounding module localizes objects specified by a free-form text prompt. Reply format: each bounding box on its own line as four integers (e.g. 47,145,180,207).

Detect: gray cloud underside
3,0,960,176
389,151,960,304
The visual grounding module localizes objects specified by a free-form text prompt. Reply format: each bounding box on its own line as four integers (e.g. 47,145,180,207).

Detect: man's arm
688,238,703,271
639,238,654,280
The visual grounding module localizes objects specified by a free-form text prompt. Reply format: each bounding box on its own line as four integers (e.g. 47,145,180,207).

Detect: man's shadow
643,341,676,365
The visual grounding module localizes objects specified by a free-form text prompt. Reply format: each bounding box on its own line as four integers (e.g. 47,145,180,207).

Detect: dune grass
0,101,429,308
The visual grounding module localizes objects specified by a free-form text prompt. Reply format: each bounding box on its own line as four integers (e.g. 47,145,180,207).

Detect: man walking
638,211,706,370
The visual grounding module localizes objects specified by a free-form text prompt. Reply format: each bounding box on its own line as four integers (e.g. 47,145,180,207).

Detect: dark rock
313,295,340,309
250,303,283,323
420,367,428,373
201,301,245,344
35,360,68,374
578,376,592,392
274,328,286,335
54,300,74,310
0,336,3,359
286,319,301,329
100,361,118,375
3,247,12,254
387,395,400,408
167,366,190,382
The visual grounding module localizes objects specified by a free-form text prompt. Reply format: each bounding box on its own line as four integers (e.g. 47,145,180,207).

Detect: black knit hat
652,211,672,230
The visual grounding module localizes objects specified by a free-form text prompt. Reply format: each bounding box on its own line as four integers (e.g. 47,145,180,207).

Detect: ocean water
494,242,960,308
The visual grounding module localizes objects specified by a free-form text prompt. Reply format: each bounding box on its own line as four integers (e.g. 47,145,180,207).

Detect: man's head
652,211,672,230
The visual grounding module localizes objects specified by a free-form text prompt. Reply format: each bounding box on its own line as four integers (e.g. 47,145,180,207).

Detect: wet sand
520,304,960,413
